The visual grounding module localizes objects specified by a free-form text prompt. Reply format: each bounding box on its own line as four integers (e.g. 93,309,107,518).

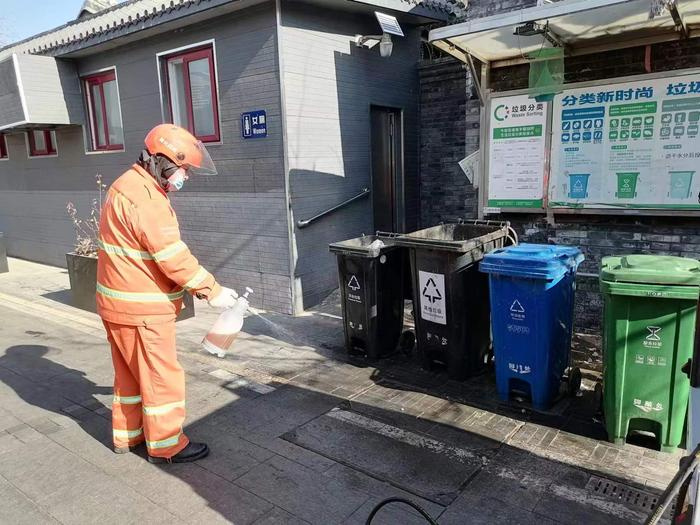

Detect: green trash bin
600,255,700,451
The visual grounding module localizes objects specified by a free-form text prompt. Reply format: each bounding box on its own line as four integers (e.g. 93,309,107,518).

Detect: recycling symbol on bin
646,326,661,341
348,275,361,291
510,300,525,314
422,278,442,304
573,180,584,191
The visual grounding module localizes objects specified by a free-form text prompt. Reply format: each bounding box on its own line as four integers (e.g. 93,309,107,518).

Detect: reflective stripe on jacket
97,164,221,325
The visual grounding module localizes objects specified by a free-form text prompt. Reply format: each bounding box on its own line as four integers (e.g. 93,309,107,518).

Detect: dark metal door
371,106,404,233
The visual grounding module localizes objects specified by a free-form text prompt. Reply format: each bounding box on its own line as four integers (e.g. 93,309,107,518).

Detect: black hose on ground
365,497,439,525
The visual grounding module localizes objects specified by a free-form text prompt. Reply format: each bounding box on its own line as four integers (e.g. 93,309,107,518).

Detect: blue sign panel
241,110,267,139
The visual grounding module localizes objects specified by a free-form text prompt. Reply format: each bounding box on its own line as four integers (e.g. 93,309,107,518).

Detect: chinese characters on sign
241,110,267,139
633,398,664,413
508,363,532,375
488,95,548,209
561,87,655,106
550,75,700,209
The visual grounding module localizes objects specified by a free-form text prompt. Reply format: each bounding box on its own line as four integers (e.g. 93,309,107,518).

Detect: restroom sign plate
241,110,267,139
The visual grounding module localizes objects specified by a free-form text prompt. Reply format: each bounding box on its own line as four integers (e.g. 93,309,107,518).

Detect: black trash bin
395,220,509,380
329,234,412,360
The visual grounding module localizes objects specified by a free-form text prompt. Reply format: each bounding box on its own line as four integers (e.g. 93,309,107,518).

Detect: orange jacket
96,164,221,325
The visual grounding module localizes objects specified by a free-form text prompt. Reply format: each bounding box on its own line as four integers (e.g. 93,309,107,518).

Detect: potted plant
65,175,104,312
65,174,194,319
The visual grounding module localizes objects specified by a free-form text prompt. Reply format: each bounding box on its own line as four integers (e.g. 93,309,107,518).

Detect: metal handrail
297,188,370,229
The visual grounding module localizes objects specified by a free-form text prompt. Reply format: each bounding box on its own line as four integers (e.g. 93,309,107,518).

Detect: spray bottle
202,287,253,358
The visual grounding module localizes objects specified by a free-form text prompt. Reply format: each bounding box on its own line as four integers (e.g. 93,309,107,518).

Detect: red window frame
0,134,7,159
83,70,123,151
27,130,56,157
163,45,220,143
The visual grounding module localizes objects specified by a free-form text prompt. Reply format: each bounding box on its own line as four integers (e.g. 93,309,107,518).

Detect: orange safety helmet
144,124,217,176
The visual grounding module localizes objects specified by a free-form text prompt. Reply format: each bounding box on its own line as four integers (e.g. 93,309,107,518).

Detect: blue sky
0,0,126,46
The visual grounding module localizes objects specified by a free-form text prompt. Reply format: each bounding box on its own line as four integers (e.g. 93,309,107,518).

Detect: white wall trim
275,0,301,315
12,54,30,123
0,120,28,132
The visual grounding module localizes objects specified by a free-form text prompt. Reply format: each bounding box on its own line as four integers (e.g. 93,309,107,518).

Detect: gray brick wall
419,58,478,226
419,0,537,227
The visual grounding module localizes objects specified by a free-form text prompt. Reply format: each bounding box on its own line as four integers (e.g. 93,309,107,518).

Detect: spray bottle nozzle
243,287,254,299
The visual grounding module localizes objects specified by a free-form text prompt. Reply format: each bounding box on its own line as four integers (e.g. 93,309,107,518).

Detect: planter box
65,252,194,320
0,232,8,274
66,253,98,313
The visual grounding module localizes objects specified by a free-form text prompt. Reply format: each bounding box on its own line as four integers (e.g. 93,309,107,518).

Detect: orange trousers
103,320,189,458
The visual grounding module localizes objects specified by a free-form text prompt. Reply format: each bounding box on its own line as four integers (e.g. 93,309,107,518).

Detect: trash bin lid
393,221,508,253
479,243,584,280
329,235,397,258
600,255,700,286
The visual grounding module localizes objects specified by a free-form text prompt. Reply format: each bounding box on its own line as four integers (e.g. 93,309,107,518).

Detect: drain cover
586,475,660,511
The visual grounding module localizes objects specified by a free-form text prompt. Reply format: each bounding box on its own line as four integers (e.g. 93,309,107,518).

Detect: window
28,130,57,157
0,134,7,159
163,45,220,142
83,70,124,151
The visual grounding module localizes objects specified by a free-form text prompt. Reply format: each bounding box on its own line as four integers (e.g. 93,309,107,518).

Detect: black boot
148,442,209,464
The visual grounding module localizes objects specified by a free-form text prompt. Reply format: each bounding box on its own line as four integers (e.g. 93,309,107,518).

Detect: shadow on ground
241,300,611,445
0,341,664,524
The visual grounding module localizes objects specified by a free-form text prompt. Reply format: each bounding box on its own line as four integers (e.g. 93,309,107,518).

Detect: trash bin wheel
567,367,582,397
399,331,416,353
594,382,604,416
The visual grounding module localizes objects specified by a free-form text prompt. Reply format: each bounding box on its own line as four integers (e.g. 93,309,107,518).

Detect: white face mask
164,168,188,192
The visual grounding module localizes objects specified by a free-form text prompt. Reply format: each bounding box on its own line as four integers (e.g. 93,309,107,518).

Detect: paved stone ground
0,258,682,524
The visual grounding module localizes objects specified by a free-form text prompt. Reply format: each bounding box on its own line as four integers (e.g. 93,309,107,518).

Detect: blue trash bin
480,244,584,410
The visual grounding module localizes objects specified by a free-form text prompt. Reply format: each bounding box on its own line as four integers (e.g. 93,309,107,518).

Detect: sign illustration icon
646,326,661,341
510,300,525,313
348,276,361,291
422,278,442,304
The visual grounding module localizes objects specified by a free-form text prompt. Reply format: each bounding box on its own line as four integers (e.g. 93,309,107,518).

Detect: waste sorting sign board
487,94,548,209
549,73,700,209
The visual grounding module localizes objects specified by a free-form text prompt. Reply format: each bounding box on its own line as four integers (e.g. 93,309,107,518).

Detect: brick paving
0,258,681,524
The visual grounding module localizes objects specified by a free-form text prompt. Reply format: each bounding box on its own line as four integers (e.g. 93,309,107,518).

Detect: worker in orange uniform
97,124,238,464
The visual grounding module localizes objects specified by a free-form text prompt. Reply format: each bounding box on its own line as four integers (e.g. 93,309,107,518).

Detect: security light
379,33,393,58
514,20,563,48
514,21,545,37
354,11,403,58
